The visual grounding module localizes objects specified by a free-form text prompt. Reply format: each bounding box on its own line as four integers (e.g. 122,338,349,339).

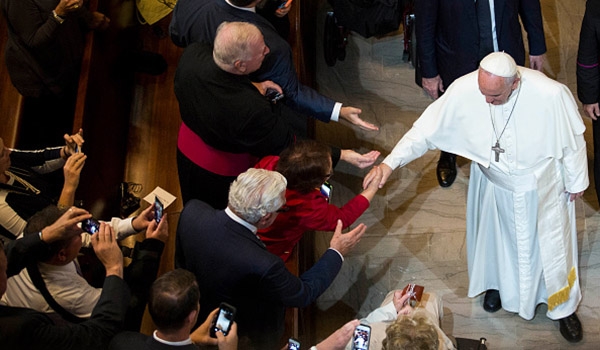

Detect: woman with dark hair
255,139,382,261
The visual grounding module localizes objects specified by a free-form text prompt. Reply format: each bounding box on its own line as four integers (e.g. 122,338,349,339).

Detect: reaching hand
422,75,444,100
315,319,360,350
340,150,381,169
91,222,123,277
339,106,379,131
329,220,366,256
363,163,392,189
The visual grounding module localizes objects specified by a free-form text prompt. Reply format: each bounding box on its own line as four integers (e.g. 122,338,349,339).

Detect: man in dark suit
176,168,367,349
109,269,238,350
169,0,378,130
0,207,130,350
415,0,546,188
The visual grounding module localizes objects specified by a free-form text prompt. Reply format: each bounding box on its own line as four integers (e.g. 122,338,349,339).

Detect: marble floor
310,0,600,349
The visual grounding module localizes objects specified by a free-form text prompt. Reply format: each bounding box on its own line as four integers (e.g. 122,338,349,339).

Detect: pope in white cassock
364,52,588,343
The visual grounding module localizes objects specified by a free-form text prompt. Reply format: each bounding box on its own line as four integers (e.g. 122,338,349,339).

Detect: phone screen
352,324,371,350
278,0,288,9
288,338,300,350
81,218,100,234
320,181,332,201
154,196,164,223
210,303,236,338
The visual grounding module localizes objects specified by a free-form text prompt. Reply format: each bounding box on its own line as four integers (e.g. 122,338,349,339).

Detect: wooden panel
0,13,23,148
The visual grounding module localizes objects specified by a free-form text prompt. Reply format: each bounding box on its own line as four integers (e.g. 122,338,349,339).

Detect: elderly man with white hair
176,168,368,349
364,52,588,343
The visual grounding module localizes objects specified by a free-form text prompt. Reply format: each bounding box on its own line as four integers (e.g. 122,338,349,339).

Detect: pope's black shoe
483,289,501,313
436,151,457,187
559,313,583,343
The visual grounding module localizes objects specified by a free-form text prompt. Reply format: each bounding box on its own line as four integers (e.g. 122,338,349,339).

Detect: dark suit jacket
169,0,336,121
416,0,547,87
1,234,131,350
109,332,198,350
176,200,343,349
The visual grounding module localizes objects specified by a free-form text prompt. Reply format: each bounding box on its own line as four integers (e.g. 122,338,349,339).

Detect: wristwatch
52,10,65,24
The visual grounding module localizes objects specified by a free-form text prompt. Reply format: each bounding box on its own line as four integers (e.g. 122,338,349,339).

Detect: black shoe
324,12,338,66
436,151,457,187
483,289,501,313
559,313,583,343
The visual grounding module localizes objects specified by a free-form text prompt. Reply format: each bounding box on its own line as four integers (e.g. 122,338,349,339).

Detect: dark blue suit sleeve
415,0,440,79
261,248,342,308
518,0,546,56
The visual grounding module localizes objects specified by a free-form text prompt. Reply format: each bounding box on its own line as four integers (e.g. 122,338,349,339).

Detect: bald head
213,21,270,75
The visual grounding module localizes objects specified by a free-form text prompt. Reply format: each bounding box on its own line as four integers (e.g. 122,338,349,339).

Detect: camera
352,324,371,350
265,88,284,103
81,218,100,234
210,302,236,338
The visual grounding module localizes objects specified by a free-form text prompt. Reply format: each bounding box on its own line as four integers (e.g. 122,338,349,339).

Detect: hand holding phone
265,88,284,103
352,324,371,350
210,302,236,338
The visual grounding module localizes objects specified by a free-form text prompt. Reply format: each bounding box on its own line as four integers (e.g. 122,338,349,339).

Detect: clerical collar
225,0,256,12
225,207,258,234
152,331,193,346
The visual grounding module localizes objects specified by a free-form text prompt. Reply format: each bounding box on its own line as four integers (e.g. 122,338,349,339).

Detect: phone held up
265,88,284,103
210,302,237,338
351,324,371,350
320,181,333,202
287,337,301,350
154,196,164,223
81,218,100,234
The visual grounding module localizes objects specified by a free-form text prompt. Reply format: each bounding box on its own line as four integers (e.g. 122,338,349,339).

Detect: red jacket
256,156,369,261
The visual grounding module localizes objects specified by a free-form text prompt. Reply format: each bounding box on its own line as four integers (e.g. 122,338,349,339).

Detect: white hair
228,168,287,224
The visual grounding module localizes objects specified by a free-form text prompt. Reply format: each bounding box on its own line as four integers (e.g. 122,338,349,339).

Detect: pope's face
478,69,519,105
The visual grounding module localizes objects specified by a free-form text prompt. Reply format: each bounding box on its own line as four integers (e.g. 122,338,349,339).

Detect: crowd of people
1,0,599,348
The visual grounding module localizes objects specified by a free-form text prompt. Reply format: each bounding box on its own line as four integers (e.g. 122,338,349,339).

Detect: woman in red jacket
256,140,382,261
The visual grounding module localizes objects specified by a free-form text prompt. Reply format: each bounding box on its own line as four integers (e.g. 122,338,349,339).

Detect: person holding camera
0,207,129,350
1,131,84,241
0,204,168,331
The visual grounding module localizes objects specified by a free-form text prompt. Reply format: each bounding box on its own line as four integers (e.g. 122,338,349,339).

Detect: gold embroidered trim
547,267,576,311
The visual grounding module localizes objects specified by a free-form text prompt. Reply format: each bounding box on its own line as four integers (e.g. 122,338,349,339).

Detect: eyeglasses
276,205,290,213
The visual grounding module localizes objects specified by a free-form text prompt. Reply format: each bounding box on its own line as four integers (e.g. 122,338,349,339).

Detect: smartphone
154,196,164,223
320,181,332,201
210,302,236,338
265,88,284,103
287,338,301,350
81,218,100,234
351,324,371,350
277,0,288,9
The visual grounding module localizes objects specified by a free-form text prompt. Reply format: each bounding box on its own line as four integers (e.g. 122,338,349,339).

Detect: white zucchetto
479,52,518,77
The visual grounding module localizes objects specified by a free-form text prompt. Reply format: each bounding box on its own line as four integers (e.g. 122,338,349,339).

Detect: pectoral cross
491,141,505,162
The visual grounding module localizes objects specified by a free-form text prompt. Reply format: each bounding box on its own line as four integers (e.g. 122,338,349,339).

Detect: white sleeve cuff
331,102,342,122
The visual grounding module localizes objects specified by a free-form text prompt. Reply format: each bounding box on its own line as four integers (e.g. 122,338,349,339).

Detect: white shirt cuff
331,102,342,122
328,247,344,262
